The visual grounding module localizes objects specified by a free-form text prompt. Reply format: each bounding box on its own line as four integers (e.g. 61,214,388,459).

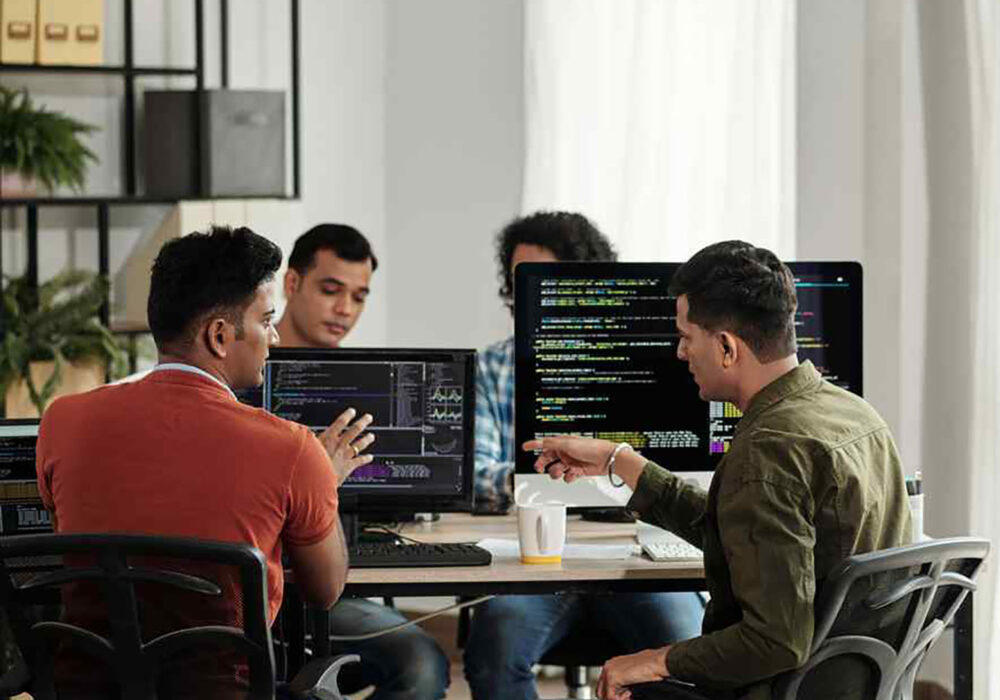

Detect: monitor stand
339,512,440,546
579,507,636,524
340,513,399,546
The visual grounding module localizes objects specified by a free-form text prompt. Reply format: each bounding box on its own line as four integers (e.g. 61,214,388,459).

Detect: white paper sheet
476,538,641,560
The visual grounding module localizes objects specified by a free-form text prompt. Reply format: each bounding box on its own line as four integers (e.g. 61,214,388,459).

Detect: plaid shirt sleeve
474,338,515,503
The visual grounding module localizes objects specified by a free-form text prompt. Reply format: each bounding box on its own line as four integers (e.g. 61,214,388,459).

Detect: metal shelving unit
0,0,302,371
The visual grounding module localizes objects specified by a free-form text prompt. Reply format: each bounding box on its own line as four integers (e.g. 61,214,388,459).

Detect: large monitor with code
263,348,476,515
0,420,51,535
514,261,863,506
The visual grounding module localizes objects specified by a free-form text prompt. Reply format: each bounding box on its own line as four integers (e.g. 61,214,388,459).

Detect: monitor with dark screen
0,420,51,535
514,261,863,506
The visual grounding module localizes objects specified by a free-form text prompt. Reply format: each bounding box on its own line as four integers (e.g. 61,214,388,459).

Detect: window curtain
521,0,796,261
965,0,1000,697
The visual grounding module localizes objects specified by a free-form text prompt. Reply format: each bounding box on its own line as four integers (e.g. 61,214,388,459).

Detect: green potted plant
0,270,126,417
0,85,98,196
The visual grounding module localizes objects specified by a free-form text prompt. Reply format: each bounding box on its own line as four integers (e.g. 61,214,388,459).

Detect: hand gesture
521,436,617,483
319,408,376,486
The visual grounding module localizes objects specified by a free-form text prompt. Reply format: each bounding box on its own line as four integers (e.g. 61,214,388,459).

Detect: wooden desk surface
345,513,704,590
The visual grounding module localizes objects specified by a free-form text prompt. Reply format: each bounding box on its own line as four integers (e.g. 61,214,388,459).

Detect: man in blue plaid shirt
473,333,516,509
464,212,704,700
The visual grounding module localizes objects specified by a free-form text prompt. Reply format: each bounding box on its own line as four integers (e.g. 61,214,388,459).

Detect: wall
796,0,930,473
384,0,524,350
1,0,389,346
296,0,388,346
797,0,978,688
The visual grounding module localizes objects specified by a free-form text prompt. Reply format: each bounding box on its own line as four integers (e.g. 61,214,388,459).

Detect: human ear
284,269,301,299
206,318,230,359
719,332,738,368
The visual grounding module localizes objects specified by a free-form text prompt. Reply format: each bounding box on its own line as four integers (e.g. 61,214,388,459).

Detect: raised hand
318,408,376,486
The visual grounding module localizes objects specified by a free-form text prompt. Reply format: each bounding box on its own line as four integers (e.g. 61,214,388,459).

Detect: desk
345,513,704,597
283,513,703,675
286,514,974,700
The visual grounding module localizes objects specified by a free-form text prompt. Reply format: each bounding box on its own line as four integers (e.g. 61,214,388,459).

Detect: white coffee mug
517,502,567,564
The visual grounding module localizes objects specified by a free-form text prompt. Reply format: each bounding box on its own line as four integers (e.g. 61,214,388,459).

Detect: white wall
796,0,930,474
384,0,524,350
797,0,982,689
297,0,388,346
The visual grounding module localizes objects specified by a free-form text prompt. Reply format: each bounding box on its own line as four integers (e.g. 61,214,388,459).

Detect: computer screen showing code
0,422,51,535
264,350,474,498
515,262,862,473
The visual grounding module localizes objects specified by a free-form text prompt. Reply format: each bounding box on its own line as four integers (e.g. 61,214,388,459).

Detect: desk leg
954,594,972,700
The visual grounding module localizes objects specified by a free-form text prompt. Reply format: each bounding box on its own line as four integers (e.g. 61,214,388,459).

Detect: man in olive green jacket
526,241,911,700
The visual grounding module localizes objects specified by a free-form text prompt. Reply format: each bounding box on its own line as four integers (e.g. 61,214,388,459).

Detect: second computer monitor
514,261,863,506
263,348,476,516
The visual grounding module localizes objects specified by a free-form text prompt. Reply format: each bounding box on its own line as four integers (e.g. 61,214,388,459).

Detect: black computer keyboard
348,542,492,568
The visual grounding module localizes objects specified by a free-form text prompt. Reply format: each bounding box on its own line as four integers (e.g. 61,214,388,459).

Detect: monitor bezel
514,260,864,481
0,419,41,437
264,347,477,517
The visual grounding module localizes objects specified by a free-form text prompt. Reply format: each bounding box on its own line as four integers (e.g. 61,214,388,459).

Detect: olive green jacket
627,362,911,699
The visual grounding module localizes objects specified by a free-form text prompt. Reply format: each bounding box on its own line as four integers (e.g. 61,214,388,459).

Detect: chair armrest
286,653,360,700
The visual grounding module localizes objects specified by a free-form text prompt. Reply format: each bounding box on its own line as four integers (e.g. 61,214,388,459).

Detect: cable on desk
329,594,495,642
362,525,425,545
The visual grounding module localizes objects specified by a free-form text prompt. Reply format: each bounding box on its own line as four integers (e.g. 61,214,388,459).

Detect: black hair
148,225,282,350
287,223,378,275
496,211,616,307
668,240,798,362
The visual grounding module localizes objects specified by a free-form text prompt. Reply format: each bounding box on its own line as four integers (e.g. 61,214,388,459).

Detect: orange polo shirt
36,367,339,694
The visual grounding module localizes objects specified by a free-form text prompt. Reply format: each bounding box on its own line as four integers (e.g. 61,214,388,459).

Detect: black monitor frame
514,260,864,478
263,347,477,518
0,418,48,536
0,419,41,430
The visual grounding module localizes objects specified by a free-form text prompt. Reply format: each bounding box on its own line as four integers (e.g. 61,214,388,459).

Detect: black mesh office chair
0,532,358,700
629,537,989,700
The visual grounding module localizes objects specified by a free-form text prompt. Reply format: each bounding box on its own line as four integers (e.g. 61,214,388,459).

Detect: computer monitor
0,419,51,535
514,261,863,507
262,348,477,518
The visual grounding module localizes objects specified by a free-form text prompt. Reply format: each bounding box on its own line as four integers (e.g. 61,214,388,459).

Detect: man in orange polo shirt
36,225,374,698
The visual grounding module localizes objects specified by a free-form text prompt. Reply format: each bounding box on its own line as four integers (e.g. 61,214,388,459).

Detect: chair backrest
773,537,990,700
0,532,277,700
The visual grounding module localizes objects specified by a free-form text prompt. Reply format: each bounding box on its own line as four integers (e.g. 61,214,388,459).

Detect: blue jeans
463,593,703,700
328,598,449,700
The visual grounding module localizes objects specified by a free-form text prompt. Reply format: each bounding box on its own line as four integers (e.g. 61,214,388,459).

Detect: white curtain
521,0,796,261
965,0,1000,697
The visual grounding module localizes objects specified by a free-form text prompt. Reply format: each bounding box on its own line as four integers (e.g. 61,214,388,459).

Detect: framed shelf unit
0,0,302,372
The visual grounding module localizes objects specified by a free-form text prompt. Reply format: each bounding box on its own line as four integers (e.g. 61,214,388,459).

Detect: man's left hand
596,646,671,700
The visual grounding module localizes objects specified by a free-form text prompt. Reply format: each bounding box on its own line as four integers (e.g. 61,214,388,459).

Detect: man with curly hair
463,211,704,700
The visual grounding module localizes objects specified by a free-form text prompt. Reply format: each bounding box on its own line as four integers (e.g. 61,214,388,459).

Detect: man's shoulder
751,379,887,444
44,377,312,452
727,381,894,488
477,336,514,380
480,336,514,363
43,380,129,422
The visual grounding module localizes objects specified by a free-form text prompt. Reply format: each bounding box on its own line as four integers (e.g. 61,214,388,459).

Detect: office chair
0,532,358,700
628,537,990,700
538,620,624,699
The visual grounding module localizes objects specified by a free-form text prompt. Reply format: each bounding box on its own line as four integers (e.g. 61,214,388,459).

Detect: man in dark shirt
527,241,911,700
